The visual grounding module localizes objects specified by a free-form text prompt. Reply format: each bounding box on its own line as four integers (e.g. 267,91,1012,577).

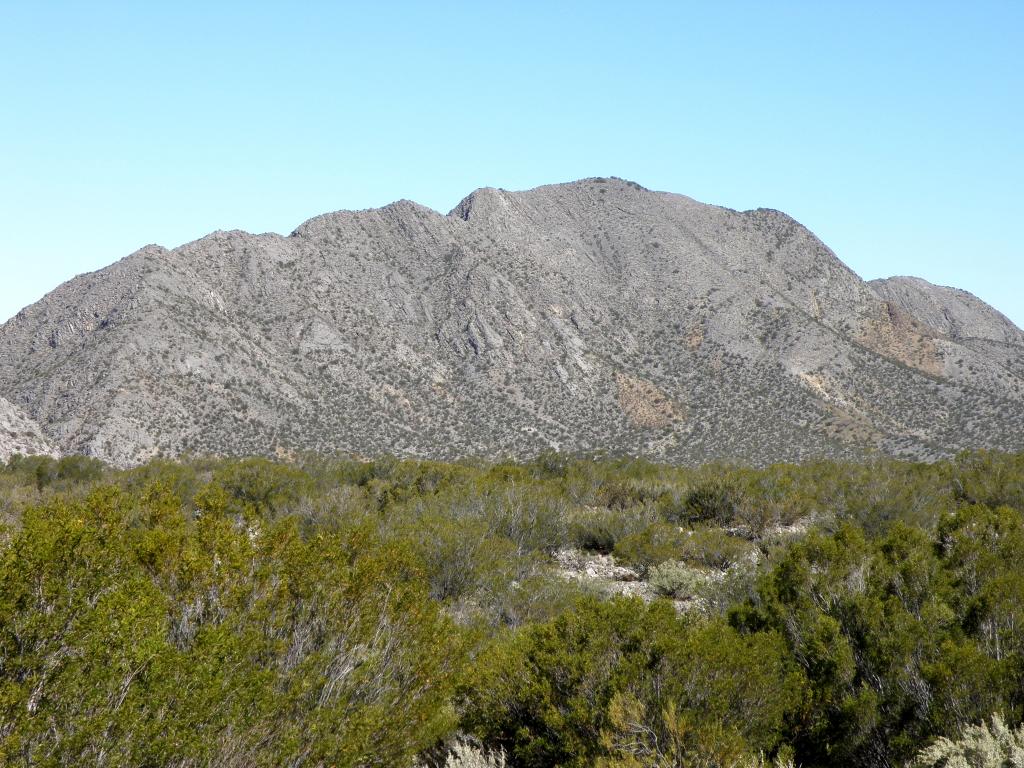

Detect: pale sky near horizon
1,2,1022,326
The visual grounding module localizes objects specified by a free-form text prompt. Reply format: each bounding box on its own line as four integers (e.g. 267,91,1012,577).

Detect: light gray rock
0,396,57,463
871,276,1024,345
0,178,1021,467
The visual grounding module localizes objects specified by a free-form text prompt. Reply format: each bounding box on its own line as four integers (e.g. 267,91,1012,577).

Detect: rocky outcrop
0,397,57,463
871,276,1024,345
0,178,1021,466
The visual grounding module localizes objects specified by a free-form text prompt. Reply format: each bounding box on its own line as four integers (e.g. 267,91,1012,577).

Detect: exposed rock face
0,178,1022,467
871,276,1024,345
0,396,57,463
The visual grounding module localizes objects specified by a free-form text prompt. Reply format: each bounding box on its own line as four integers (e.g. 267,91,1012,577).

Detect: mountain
1,178,1022,467
871,276,1024,346
0,396,57,463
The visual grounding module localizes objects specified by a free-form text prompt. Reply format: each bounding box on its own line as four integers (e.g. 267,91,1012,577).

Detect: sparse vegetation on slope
2,179,1023,467
0,397,56,464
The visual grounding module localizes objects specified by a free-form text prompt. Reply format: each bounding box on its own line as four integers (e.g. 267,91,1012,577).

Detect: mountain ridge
2,177,1022,466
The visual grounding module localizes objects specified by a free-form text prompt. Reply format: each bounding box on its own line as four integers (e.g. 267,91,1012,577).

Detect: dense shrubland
1,451,1023,767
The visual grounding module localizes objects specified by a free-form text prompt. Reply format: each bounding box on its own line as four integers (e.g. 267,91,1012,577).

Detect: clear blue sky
2,2,1022,326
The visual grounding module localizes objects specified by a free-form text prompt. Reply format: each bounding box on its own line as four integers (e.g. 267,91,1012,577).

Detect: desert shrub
910,713,1024,768
459,598,680,768
679,526,759,569
491,482,570,553
597,480,661,511
0,451,1022,766
948,450,1024,512
486,572,586,629
0,483,463,767
208,457,314,517
440,740,508,768
400,480,569,555
400,515,521,604
459,598,803,768
4,453,108,492
51,455,107,486
596,699,799,768
937,504,1024,661
679,479,745,525
923,641,1008,743
732,515,1024,768
615,524,756,576
528,450,573,481
596,692,750,768
647,560,702,599
614,523,691,577
567,504,656,553
118,458,203,503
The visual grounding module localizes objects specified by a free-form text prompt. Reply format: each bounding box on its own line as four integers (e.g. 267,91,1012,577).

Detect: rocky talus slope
0,396,57,463
1,178,1022,466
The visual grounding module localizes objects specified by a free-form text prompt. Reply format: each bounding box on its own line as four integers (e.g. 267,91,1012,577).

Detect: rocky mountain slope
1,178,1022,466
0,396,57,463
871,276,1024,346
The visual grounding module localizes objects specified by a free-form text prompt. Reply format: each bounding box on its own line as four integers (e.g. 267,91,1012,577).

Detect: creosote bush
648,559,703,599
0,450,1022,767
0,483,462,766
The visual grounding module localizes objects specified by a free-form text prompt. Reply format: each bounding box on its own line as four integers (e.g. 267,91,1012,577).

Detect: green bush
0,484,463,766
0,451,1022,766
566,504,655,553
732,514,1024,767
208,457,314,517
679,479,745,524
615,524,756,575
647,560,702,599
614,523,690,577
459,598,804,768
4,453,107,492
680,526,759,569
459,598,679,768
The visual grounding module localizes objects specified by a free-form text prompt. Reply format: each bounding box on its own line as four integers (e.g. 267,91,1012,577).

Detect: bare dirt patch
615,372,683,429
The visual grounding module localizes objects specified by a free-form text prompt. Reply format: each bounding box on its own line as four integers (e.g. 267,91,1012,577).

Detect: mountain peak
448,187,508,221
1,180,1021,466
